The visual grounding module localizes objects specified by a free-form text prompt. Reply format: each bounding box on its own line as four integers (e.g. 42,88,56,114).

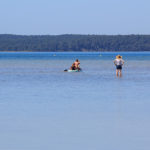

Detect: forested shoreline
0,34,150,52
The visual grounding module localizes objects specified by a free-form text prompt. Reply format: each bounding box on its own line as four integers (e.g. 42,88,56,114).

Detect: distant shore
0,34,150,52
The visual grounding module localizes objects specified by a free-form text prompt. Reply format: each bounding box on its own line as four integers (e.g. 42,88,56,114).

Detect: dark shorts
71,67,76,70
116,65,122,70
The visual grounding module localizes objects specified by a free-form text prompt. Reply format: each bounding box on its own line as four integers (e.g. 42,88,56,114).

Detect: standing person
114,55,124,77
74,59,80,70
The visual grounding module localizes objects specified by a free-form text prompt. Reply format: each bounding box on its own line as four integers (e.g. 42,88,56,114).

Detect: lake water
0,52,150,150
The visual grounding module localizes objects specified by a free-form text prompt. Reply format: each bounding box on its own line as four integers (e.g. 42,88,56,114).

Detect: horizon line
0,33,150,36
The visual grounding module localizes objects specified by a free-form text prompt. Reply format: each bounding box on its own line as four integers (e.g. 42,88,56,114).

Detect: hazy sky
0,0,150,35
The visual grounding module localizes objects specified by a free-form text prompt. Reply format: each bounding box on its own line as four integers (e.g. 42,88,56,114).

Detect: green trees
0,34,150,51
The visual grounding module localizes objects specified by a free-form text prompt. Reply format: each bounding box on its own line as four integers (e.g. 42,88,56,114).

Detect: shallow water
0,52,150,150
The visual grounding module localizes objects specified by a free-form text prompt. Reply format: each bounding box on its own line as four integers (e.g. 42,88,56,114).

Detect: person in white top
114,55,124,77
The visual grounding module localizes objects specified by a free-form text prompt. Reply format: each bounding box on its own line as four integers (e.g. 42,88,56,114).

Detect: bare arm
114,60,116,65
122,60,125,65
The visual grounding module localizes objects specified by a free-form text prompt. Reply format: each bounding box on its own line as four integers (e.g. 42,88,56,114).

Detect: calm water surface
0,52,150,150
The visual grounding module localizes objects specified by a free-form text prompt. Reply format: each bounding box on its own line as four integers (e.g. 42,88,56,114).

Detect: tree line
0,34,150,51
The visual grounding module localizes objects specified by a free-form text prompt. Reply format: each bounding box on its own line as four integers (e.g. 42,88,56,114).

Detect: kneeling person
74,59,81,70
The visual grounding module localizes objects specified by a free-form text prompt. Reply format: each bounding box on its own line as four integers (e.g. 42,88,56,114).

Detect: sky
0,0,150,35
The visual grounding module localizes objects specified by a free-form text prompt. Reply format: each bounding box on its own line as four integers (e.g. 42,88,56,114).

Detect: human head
76,59,79,62
116,55,122,59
